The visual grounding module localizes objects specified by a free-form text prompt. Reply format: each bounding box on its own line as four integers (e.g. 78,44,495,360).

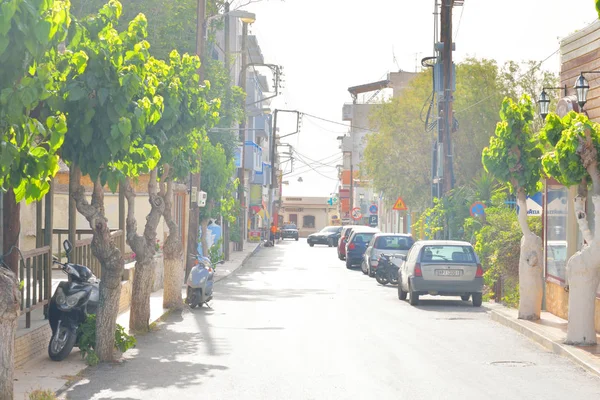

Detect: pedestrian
270,223,277,246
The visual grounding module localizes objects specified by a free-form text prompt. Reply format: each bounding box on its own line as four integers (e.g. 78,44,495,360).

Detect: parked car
345,227,380,269
362,233,414,277
337,226,354,260
307,226,343,247
397,240,484,307
280,224,299,241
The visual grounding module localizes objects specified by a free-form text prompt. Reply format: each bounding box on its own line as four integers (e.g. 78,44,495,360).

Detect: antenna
392,46,401,72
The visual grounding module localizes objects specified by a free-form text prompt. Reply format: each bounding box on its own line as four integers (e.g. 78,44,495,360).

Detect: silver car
362,234,414,277
397,240,484,307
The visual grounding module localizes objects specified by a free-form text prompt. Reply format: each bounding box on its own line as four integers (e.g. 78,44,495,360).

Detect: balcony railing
19,245,53,329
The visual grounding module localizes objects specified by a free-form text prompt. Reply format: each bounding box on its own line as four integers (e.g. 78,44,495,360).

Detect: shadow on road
409,298,489,313
62,310,229,399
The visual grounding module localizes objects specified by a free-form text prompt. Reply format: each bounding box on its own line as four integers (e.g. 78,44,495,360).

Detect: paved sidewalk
13,241,262,399
487,303,600,377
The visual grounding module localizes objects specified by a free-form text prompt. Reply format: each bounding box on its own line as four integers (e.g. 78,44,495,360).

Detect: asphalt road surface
61,239,600,400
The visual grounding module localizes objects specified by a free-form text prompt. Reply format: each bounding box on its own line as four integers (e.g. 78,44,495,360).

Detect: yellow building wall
545,281,600,333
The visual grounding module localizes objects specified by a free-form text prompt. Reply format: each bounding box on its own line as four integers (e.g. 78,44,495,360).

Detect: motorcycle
48,240,99,361
375,254,401,286
186,255,224,308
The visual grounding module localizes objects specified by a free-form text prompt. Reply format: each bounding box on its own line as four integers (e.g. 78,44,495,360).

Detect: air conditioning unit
198,191,207,207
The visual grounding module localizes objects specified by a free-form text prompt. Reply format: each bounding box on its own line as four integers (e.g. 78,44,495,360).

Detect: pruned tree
482,95,544,320
55,0,162,361
540,111,600,345
0,0,71,396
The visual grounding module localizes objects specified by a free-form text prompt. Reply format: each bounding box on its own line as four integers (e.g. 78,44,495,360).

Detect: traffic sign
392,197,407,211
369,204,378,214
351,207,362,220
470,201,486,217
369,215,378,227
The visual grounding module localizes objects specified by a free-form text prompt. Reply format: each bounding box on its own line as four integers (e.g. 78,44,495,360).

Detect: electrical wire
280,151,341,176
453,3,465,41
304,117,350,134
301,112,379,133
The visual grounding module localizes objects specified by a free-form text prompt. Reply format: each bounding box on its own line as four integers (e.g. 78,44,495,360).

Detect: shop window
303,215,315,228
546,185,568,282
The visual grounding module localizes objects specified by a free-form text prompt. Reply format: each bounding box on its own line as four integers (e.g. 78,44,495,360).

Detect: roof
373,233,413,238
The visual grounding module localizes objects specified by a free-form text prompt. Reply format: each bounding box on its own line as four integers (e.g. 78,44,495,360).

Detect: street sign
369,215,378,227
369,204,378,214
393,197,407,211
469,201,486,217
351,207,362,220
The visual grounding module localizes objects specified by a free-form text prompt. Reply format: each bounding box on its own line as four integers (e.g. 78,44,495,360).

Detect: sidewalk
13,241,262,399
486,303,600,377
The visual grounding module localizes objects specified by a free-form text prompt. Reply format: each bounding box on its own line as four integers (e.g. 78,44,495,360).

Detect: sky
234,0,598,198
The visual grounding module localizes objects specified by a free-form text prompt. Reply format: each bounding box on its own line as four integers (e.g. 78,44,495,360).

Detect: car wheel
409,284,419,306
309,243,314,247
295,237,299,241
361,261,368,275
461,294,471,302
346,258,352,269
398,279,407,300
472,293,483,307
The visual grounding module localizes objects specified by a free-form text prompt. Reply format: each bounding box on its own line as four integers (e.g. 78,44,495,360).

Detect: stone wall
545,281,600,333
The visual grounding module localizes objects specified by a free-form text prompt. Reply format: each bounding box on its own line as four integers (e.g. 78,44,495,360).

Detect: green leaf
34,20,52,44
98,88,109,106
68,85,86,101
71,51,89,74
0,35,9,57
80,126,93,146
118,117,132,136
110,124,120,140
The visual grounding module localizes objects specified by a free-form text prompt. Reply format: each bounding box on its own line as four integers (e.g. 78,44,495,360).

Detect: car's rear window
352,233,376,244
322,226,340,233
343,228,353,237
283,224,297,229
375,236,414,250
421,245,476,263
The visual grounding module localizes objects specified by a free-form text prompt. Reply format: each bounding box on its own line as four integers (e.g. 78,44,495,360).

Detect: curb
490,309,600,378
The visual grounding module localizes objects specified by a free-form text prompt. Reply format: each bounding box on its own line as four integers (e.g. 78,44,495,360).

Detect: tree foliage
482,95,543,195
540,111,600,187
55,0,162,188
0,0,71,202
199,139,236,221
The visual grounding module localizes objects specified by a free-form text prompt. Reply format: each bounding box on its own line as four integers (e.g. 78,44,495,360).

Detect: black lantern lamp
574,73,590,109
537,85,568,120
538,89,550,120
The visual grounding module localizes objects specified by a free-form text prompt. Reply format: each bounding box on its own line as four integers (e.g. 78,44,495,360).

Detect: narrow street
62,240,600,400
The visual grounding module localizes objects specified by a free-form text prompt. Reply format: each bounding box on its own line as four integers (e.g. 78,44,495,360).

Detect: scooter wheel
48,326,77,361
375,274,389,286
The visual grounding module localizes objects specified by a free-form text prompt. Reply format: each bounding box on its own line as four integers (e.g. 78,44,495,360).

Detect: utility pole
222,1,231,260
439,0,455,196
350,162,354,225
237,21,249,251
269,110,278,227
186,0,206,272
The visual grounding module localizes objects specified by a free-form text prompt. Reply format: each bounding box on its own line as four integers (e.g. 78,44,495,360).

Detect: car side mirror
63,240,73,255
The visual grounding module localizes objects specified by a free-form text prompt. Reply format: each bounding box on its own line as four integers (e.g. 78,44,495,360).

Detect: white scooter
185,255,224,308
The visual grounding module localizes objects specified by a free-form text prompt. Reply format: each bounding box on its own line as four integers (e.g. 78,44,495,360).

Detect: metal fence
20,246,52,329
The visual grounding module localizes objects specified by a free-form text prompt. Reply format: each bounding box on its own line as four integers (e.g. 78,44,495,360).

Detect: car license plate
435,269,462,276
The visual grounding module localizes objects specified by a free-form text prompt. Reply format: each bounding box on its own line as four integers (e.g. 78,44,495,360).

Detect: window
375,236,414,250
303,215,315,228
289,214,298,225
321,226,339,233
546,185,567,281
420,245,476,263
352,233,376,244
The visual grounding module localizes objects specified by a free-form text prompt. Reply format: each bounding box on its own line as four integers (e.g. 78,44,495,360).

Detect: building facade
280,197,337,237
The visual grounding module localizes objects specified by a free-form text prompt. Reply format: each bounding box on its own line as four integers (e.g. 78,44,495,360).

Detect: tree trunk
0,268,20,400
3,189,21,274
161,177,184,309
516,188,543,320
124,171,164,332
201,218,209,257
70,166,124,362
565,195,600,345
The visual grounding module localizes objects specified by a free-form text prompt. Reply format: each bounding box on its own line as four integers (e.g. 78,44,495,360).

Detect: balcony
254,114,272,139
244,141,263,172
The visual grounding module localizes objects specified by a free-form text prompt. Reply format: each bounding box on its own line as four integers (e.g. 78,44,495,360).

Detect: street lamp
574,73,591,109
537,85,567,120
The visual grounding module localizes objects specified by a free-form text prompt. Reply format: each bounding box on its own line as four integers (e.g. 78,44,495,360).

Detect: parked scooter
375,254,401,286
186,255,224,308
48,240,99,361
